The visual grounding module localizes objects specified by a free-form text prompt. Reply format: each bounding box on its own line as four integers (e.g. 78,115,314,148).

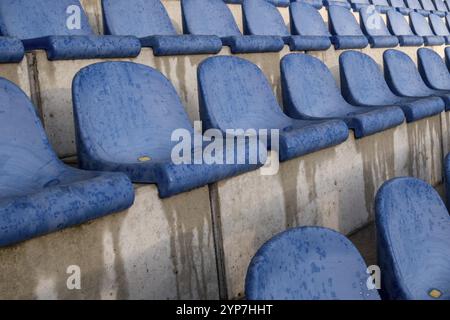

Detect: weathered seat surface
245,227,381,300
281,53,405,138
387,10,425,46
359,6,399,48
328,5,369,49
0,78,135,247
376,177,450,300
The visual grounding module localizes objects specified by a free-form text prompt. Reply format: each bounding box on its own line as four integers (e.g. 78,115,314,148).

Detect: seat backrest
181,0,241,37
405,0,424,9
197,56,290,131
375,177,450,300
245,227,381,300
417,47,450,89
371,0,390,6
329,5,365,36
72,62,193,164
420,0,437,10
0,78,60,198
360,6,392,36
389,0,407,8
0,0,93,40
102,0,176,37
410,11,435,36
242,0,289,36
383,49,428,95
387,9,415,35
290,2,330,36
433,0,448,11
340,50,397,104
281,54,350,117
429,13,450,35
350,0,371,4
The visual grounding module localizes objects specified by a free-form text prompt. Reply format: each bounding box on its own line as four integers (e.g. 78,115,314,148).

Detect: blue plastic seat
0,37,24,63
387,10,425,45
417,48,450,90
225,0,290,6
328,5,369,49
244,0,327,51
289,2,333,51
429,14,450,42
384,49,450,110
0,78,134,247
370,0,392,13
410,11,446,45
433,0,450,13
360,6,400,48
101,0,222,56
349,0,371,11
446,46,450,70
375,177,450,300
198,56,349,162
0,0,141,61
421,0,446,16
281,53,405,138
245,227,381,300
406,0,432,15
291,0,324,9
181,0,284,53
389,0,413,14
73,61,264,198
324,0,352,8
340,50,444,122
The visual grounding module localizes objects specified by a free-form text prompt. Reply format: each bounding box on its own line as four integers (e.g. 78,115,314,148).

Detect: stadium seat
243,0,328,51
409,12,446,45
446,47,450,70
340,50,444,122
433,0,450,13
383,49,450,110
0,77,135,247
429,14,450,43
197,56,349,162
0,37,24,63
281,53,405,138
292,0,324,10
0,0,141,60
375,177,450,300
328,6,369,49
101,0,222,56
288,2,333,51
245,227,381,300
181,0,285,53
405,0,432,15
370,0,392,13
225,0,290,6
421,0,446,16
349,0,371,11
359,6,400,48
323,0,352,9
389,0,413,14
73,61,265,198
417,48,450,90
387,10,425,45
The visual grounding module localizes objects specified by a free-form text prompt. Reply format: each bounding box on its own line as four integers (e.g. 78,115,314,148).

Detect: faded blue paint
281,53,405,138
359,6,399,48
328,5,369,49
181,0,285,53
340,50,445,122
410,12,445,46
72,61,265,198
245,227,381,300
0,37,24,63
376,177,450,300
387,10,424,46
0,0,141,60
0,78,135,247
197,56,349,162
102,0,222,56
